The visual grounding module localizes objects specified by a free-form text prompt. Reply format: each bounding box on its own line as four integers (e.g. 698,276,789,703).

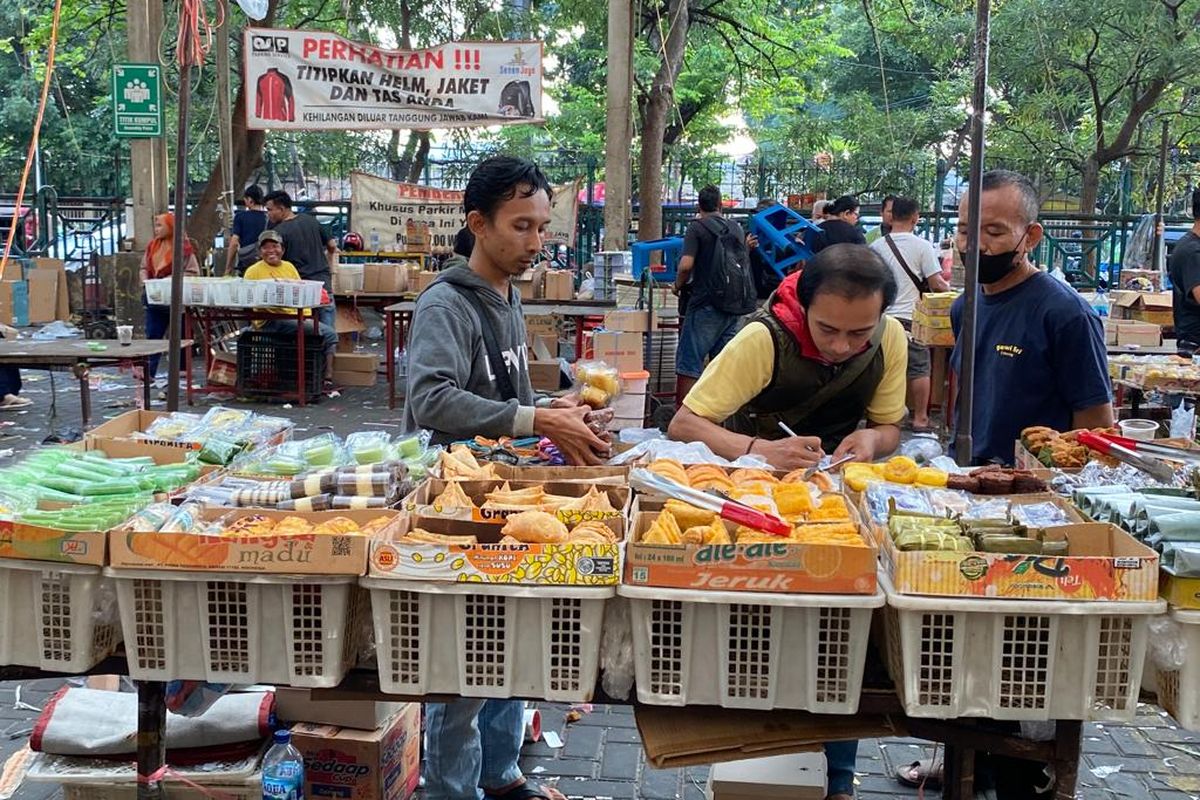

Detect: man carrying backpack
672,185,757,404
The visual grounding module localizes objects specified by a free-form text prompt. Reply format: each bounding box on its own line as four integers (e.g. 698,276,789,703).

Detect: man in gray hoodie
405,156,605,800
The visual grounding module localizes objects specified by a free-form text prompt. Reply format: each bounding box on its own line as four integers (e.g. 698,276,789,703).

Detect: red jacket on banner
255,68,294,122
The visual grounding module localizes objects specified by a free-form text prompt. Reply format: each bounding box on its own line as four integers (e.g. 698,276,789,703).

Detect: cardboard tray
108,507,404,574
624,497,878,595
368,514,622,586
402,478,629,524
86,409,292,452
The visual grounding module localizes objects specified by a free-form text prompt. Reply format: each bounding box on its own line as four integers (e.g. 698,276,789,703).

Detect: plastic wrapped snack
962,498,1012,520
1011,501,1072,528
199,436,245,466
924,489,973,517
866,482,934,523
574,361,622,409
346,431,393,465
140,412,203,442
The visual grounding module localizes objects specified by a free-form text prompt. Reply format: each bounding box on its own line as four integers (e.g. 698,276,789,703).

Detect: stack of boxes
0,257,69,326
912,292,958,347
592,309,653,429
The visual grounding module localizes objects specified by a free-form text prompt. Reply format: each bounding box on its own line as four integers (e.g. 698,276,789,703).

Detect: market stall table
184,305,326,407
383,299,620,409
0,339,192,427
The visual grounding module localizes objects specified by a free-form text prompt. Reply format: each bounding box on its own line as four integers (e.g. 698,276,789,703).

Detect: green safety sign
112,63,162,138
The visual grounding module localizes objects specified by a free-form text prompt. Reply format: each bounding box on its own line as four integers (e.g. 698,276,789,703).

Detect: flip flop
0,397,32,410
896,758,944,789
485,782,564,800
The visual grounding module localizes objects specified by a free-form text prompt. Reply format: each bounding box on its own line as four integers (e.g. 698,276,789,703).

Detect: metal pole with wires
954,0,992,467
1152,118,1169,273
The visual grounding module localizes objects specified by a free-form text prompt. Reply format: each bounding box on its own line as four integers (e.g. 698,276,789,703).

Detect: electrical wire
0,0,63,274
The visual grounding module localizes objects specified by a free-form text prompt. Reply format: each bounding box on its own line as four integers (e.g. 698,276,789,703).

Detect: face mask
959,231,1028,284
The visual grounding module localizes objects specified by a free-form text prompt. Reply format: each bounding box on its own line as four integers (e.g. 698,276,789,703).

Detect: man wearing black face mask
950,170,1113,465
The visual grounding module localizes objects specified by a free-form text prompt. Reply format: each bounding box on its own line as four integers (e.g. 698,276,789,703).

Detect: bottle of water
369,228,381,253
262,730,305,800
1092,288,1110,318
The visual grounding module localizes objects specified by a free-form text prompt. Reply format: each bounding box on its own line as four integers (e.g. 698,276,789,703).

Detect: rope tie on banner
0,0,62,275
137,764,243,800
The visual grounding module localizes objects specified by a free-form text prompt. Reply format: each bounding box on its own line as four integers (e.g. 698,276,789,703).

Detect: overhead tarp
245,30,543,130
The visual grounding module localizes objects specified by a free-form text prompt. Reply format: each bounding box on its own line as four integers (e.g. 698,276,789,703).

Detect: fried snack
807,471,835,493
790,522,865,545
882,456,919,484
484,483,545,505
403,529,479,545
274,516,313,535
686,464,735,492
914,467,948,487
498,535,525,546
570,520,618,544
312,516,361,535
647,459,690,486
780,468,809,484
433,481,476,509
808,494,851,522
735,526,784,544
501,510,569,544
360,516,395,536
643,509,683,544
560,486,617,514
580,385,609,409
663,499,715,530
731,481,776,500
773,483,814,518
441,445,499,480
538,494,576,512
1021,426,1057,452
571,528,614,544
730,468,778,485
702,516,732,545
734,494,779,516
842,464,881,493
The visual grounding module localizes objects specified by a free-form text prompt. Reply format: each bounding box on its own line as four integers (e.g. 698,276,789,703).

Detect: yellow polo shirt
243,258,310,325
683,315,909,427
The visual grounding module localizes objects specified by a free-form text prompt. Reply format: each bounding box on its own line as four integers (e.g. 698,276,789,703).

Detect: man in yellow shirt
244,229,337,377
668,243,908,472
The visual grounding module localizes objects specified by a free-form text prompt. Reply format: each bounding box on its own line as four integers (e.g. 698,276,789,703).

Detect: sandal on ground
0,396,32,410
896,758,944,789
826,794,855,800
485,782,564,800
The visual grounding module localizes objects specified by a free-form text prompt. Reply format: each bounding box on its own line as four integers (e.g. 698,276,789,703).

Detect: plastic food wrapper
899,433,945,465
159,502,203,534
599,595,634,701
924,489,973,516
962,498,1011,520
165,681,233,717
198,436,244,466
1172,399,1196,441
114,502,177,532
1148,614,1188,671
140,412,203,442
346,431,393,465
866,482,934,523
1162,543,1200,577
574,360,622,409
610,438,771,469
1011,501,1072,528
197,406,255,435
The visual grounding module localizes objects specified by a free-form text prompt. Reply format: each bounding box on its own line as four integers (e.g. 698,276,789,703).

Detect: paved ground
0,340,1197,798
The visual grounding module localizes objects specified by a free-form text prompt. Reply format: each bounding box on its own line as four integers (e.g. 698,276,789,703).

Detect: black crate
236,330,324,402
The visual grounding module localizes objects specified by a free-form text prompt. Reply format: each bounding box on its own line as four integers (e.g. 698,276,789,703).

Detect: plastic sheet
609,438,771,468
1162,542,1200,576
1171,400,1196,441
865,482,934,523
898,433,944,464
1012,501,1072,528
599,595,634,701
1149,613,1188,671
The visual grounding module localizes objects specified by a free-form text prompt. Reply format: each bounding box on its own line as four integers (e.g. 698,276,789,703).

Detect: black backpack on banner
698,217,757,315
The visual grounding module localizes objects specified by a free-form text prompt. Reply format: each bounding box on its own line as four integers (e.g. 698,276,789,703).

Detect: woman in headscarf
810,194,867,253
140,212,199,379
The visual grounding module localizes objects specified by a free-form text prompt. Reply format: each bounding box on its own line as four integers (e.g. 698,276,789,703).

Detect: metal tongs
1089,432,1200,465
629,468,792,536
1076,431,1177,484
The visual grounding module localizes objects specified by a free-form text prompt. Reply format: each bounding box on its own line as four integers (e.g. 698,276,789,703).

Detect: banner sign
244,29,543,130
350,172,580,254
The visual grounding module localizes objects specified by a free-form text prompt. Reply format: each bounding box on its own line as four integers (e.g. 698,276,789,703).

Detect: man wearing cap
244,229,338,380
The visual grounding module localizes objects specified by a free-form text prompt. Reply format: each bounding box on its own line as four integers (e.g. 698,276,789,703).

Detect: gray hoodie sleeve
405,299,532,439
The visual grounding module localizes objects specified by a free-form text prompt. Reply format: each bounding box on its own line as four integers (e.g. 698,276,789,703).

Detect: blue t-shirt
951,270,1111,464
231,209,268,248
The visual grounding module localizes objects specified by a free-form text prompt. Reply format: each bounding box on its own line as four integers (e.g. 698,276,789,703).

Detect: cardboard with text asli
624,506,877,595
108,508,405,574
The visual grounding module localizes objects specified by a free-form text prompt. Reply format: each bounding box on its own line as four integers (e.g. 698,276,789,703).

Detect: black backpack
698,217,756,315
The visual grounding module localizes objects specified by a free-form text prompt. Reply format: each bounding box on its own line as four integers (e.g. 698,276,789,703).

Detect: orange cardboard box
290,703,420,800
625,504,878,595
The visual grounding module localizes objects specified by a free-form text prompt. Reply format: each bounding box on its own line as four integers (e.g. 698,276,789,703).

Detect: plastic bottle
1092,288,1110,318
262,729,305,800
369,228,381,254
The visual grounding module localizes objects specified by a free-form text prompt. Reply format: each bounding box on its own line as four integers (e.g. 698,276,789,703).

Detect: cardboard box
404,478,629,524
27,269,58,324
542,270,573,301
0,280,29,327
1113,290,1173,327
912,307,952,329
415,271,438,294
591,330,643,372
291,703,420,800
109,508,403,574
369,513,622,585
1104,318,1121,345
603,308,656,333
1117,321,1162,347
708,753,826,800
337,333,357,353
31,257,69,320
334,353,379,387
1118,269,1162,291
874,518,1159,601
918,291,959,311
0,260,22,282
275,688,405,730
513,270,536,301
529,360,562,392
912,320,954,347
364,263,408,294
1161,570,1200,610
625,508,878,595
86,408,291,450
336,305,367,335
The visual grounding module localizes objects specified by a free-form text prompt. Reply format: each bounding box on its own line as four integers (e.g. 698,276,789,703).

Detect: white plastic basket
144,278,172,306
107,568,364,687
619,583,884,712
881,571,1164,721
206,279,245,307
181,277,211,306
0,559,120,673
362,579,613,702
1155,608,1200,730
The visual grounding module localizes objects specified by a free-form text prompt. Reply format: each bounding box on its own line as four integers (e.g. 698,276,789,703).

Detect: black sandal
485,782,560,800
896,758,944,789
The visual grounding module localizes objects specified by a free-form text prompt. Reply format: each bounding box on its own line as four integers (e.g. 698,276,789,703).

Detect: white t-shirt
870,232,942,320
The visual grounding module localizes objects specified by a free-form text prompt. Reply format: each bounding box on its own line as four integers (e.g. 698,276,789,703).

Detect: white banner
244,29,543,130
350,172,580,254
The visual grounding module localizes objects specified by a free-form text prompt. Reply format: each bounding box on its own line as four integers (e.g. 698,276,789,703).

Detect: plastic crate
236,330,325,402
881,571,1164,721
1155,608,1200,730
144,278,172,306
0,559,120,672
107,568,364,687
619,584,884,712
362,579,613,702
207,279,246,307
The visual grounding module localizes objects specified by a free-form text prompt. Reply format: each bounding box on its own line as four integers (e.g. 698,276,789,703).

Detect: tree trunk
1079,155,1101,214
407,132,431,183
188,3,279,265
636,0,688,242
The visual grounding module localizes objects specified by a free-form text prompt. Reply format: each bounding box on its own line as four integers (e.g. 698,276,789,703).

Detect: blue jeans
144,301,171,377
423,699,525,800
825,739,858,796
258,318,338,353
676,303,743,378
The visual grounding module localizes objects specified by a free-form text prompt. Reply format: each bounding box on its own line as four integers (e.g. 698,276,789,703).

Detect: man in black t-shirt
1169,188,1200,352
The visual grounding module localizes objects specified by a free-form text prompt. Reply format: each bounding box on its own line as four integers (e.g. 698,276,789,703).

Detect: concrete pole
603,0,634,251
126,0,168,249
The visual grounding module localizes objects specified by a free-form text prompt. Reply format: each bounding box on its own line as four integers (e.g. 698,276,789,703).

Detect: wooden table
0,338,191,427
383,299,620,409
1107,338,1178,356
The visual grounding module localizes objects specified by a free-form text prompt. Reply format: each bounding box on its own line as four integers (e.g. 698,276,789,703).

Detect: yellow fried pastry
570,520,618,543
312,516,361,535
808,495,852,522
501,510,569,543
735,526,785,544
663,499,715,530
686,465,734,492
560,486,617,514
403,529,478,545
484,483,545,505
773,483,815,518
433,481,476,509
807,472,835,493
275,516,313,535
647,459,690,486
570,528,614,544
731,481,776,500
789,522,863,545
643,509,683,544
360,516,395,536
498,535,525,546
730,468,778,485
693,516,731,545
882,456,919,484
